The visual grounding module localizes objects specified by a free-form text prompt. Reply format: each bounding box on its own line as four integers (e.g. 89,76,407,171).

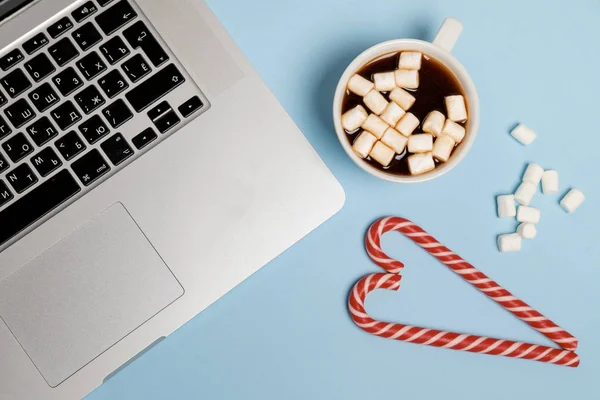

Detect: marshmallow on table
395,69,419,89
398,51,422,70
363,90,388,115
373,71,397,92
523,163,544,185
369,141,395,167
445,95,468,122
341,105,368,132
542,170,559,194
380,102,406,126
560,189,585,213
389,87,416,110
441,119,466,143
347,74,374,96
432,135,455,162
408,134,433,153
422,111,445,137
517,223,537,239
498,233,522,252
361,114,389,139
352,131,377,159
511,123,536,146
395,112,420,137
517,206,541,224
497,194,516,218
381,127,408,154
514,181,536,206
407,152,435,175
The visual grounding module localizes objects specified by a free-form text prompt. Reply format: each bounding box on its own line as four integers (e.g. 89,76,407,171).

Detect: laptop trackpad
0,203,184,387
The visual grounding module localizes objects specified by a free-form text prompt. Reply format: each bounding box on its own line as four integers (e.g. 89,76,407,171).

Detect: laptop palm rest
0,203,184,388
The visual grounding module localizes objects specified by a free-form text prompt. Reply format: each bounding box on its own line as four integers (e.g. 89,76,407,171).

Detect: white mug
332,18,480,183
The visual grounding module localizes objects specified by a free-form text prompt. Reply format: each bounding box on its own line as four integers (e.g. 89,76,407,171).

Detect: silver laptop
0,0,345,398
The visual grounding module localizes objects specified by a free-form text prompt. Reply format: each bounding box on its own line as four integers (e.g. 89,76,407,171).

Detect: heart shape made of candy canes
348,217,580,367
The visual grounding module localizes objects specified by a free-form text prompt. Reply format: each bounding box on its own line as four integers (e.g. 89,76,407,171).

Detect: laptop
0,0,345,398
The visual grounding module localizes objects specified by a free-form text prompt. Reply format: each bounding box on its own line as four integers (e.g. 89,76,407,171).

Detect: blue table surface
88,1,600,399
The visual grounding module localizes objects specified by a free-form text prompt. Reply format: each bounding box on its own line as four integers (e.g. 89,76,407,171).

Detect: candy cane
348,216,580,367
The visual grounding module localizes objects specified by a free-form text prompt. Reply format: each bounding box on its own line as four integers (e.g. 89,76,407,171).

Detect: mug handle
432,18,463,52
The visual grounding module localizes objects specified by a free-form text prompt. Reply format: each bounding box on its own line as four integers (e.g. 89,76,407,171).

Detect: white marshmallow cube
422,111,445,137
523,163,544,185
441,119,466,143
497,233,522,253
432,135,455,162
511,123,536,146
514,181,537,206
352,131,377,159
408,134,433,153
380,102,406,127
347,74,374,96
445,95,468,122
361,114,389,139
363,90,388,115
560,189,585,213
369,141,395,167
389,87,416,110
395,69,419,89
407,152,435,175
381,127,408,154
373,71,397,92
517,223,537,239
395,112,420,137
517,206,541,224
541,170,559,194
342,105,368,132
497,194,516,218
398,51,422,70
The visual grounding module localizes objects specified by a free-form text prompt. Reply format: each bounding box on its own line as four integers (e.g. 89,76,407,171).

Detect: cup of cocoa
333,18,479,183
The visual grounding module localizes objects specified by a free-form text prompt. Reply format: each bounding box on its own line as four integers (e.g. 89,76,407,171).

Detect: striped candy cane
348,216,580,367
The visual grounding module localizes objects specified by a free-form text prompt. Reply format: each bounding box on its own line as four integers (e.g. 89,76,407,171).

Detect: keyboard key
0,169,80,246
52,67,83,96
1,68,31,98
47,17,74,39
72,22,102,52
23,33,49,55
123,21,169,67
0,116,11,140
99,36,130,65
0,153,8,173
154,110,180,133
50,101,81,130
31,147,62,177
28,82,60,112
101,133,133,165
98,69,128,98
55,131,86,161
132,127,157,150
2,132,34,162
72,1,98,23
147,100,170,121
0,49,24,71
6,164,38,194
24,53,56,82
76,52,106,80
26,116,58,146
49,38,79,67
178,96,203,118
102,99,132,128
0,180,12,208
79,114,109,144
74,85,105,114
4,99,36,128
95,0,137,36
121,54,151,83
125,64,184,112
71,149,110,186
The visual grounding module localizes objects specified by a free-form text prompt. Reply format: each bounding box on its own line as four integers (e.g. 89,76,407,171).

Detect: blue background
88,0,600,399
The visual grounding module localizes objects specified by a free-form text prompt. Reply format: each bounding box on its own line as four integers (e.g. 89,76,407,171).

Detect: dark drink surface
341,52,466,175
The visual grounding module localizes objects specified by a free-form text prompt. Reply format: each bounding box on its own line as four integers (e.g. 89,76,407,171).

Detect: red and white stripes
348,216,580,367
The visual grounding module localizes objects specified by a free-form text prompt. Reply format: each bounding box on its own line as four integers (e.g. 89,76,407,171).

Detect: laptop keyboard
0,0,208,248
